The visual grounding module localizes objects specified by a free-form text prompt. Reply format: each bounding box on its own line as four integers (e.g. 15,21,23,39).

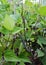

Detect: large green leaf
38,6,46,16
3,14,15,31
37,39,43,49
4,49,20,62
37,36,46,49
4,50,31,63
36,49,44,57
37,36,46,45
38,36,46,45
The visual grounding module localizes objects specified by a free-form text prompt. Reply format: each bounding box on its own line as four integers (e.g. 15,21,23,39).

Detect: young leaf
38,6,46,16
36,49,44,57
3,14,15,31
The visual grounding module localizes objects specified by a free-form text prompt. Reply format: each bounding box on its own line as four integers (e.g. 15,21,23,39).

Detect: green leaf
0,47,2,60
41,55,46,65
4,49,21,62
25,0,33,7
4,49,31,63
37,39,44,49
19,57,31,63
10,13,22,24
18,52,31,63
4,62,16,65
19,43,24,55
37,36,46,45
38,6,46,16
41,47,46,65
12,27,23,34
36,49,44,57
3,14,15,31
19,62,25,65
1,0,8,4
1,27,9,35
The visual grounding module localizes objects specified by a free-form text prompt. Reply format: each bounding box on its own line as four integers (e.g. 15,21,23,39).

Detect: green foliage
38,6,46,16
19,61,25,65
36,49,44,57
4,49,20,62
4,49,31,63
3,14,15,31
0,0,46,65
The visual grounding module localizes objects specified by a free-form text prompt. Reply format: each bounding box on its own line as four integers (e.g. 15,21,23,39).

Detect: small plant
0,0,46,65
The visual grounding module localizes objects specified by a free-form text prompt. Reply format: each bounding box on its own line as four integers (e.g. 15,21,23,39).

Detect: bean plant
0,0,46,65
